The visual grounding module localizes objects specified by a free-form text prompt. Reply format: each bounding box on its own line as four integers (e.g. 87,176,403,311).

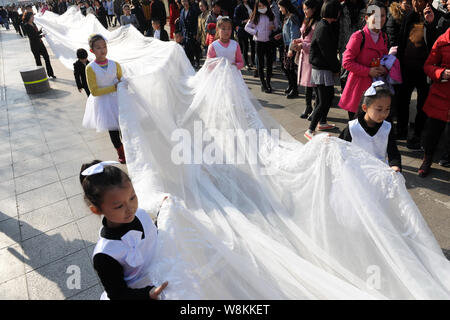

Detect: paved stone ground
0,27,448,300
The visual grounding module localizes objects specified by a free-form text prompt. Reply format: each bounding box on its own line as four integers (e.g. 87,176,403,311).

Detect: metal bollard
20,66,51,94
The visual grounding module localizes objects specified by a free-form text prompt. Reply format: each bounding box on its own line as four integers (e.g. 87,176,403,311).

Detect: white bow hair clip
81,161,120,176
364,80,386,97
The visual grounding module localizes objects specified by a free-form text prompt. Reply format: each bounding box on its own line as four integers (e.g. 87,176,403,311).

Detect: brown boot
418,155,432,178
116,144,126,164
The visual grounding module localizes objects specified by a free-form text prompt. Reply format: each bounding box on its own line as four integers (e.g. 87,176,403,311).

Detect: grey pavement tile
9,131,46,151
0,141,11,153
68,194,92,220
0,149,12,166
50,142,94,165
0,164,13,183
55,156,96,180
54,88,76,99
86,244,96,259
19,199,75,241
76,214,102,246
6,92,31,106
26,249,99,300
16,181,66,215
0,275,28,300
79,129,109,142
0,244,26,284
11,143,51,164
0,124,9,139
61,175,83,198
7,105,35,114
28,92,57,102
7,111,36,124
68,283,103,300
8,118,40,132
40,119,75,131
0,116,8,127
92,148,118,163
0,218,21,250
0,108,7,119
14,166,60,195
281,118,308,137
0,196,18,222
43,128,80,143
47,133,85,153
0,178,15,201
85,136,115,154
8,125,43,141
6,105,34,116
21,222,86,273
12,153,54,178
35,112,71,124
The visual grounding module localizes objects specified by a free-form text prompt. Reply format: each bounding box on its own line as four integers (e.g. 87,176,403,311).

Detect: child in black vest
339,81,402,172
73,48,90,97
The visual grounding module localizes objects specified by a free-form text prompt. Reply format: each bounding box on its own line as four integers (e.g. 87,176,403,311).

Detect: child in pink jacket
338,3,389,120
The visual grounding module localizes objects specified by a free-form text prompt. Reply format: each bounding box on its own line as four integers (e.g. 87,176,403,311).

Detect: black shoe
50,75,56,79
396,132,408,140
395,128,408,140
284,85,293,94
439,153,450,167
287,90,298,99
407,136,422,151
253,70,259,78
300,105,313,119
261,84,271,93
418,155,432,177
261,82,268,93
266,82,272,93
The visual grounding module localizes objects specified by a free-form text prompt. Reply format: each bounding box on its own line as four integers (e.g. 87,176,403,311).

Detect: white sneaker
304,129,315,141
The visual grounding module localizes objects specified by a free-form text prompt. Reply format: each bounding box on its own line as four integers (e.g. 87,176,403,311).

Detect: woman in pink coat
291,0,321,119
338,2,389,120
417,27,450,177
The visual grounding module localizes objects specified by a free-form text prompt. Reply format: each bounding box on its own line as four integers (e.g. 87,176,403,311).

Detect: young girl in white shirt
80,160,169,300
206,17,245,70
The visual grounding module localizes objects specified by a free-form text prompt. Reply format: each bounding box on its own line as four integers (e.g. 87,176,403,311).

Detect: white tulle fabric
36,8,450,300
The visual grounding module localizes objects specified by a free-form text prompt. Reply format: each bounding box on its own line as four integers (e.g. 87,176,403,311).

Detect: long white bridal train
36,7,450,299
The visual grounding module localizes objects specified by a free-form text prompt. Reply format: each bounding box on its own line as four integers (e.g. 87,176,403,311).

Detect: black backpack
340,30,387,89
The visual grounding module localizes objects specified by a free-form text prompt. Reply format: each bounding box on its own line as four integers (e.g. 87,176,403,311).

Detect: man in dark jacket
396,0,442,148
58,0,68,15
221,0,238,16
150,0,167,27
436,0,450,34
180,0,201,67
114,0,125,25
9,6,22,36
94,0,109,28
0,6,9,30
385,0,412,48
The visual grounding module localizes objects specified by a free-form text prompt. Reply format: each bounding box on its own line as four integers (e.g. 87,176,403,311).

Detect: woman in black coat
132,0,147,33
304,0,341,140
94,0,109,29
385,0,411,48
234,0,255,69
23,12,55,78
